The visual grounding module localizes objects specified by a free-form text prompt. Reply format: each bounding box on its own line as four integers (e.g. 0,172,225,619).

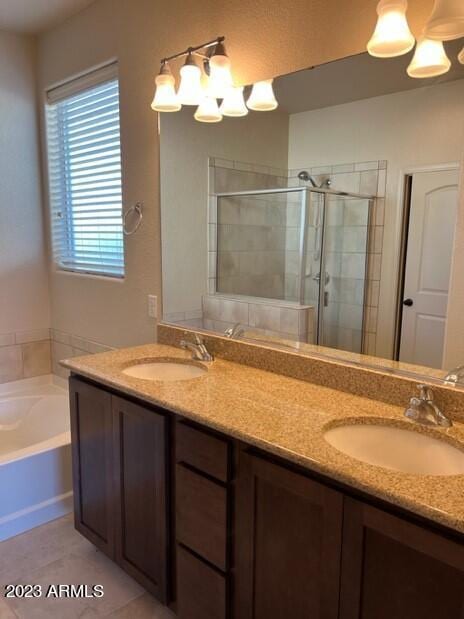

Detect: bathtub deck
0,514,175,618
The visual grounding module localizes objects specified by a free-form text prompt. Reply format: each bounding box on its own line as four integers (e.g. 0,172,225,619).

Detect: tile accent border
158,323,464,421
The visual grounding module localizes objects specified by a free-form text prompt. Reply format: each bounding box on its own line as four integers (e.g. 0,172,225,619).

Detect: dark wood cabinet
340,498,464,619
177,545,227,619
112,396,168,601
69,377,169,603
69,375,464,619
69,377,115,558
235,451,344,619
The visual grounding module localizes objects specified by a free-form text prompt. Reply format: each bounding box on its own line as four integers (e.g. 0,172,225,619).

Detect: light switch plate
148,295,157,319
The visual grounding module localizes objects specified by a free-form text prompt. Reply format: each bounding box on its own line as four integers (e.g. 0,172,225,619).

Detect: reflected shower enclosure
215,187,373,353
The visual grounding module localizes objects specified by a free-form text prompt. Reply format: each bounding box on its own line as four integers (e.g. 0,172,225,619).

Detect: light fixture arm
161,36,225,65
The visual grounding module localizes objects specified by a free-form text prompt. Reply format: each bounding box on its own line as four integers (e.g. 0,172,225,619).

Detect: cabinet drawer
177,545,226,619
176,421,229,482
176,464,228,570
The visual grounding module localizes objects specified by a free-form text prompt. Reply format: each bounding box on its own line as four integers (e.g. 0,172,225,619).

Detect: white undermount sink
324,423,464,476
122,360,207,381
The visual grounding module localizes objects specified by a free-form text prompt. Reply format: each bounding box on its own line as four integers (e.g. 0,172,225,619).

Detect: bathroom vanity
65,343,464,619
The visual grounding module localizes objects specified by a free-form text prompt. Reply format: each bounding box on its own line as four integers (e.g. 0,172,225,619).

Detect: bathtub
0,375,72,541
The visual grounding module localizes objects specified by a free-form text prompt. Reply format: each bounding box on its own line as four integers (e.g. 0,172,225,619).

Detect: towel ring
123,202,143,236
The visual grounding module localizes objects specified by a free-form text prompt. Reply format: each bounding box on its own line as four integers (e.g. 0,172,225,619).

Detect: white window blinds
46,64,124,278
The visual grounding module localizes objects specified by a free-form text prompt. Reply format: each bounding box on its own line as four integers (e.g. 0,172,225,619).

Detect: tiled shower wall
0,329,51,384
208,157,288,299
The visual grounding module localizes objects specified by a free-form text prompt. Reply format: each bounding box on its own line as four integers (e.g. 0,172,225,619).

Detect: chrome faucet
444,365,464,386
404,384,452,428
180,333,214,362
224,323,245,339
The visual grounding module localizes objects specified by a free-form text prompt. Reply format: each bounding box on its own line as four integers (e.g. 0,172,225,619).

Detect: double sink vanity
63,328,464,619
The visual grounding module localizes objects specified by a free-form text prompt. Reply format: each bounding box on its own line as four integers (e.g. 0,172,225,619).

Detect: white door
399,168,459,369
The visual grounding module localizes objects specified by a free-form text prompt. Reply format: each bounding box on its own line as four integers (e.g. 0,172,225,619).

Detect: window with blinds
46,64,124,278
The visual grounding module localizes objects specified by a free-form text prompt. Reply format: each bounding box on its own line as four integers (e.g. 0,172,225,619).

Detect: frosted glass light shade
194,97,223,123
367,0,415,58
459,46,464,64
246,79,278,111
220,86,248,117
208,53,234,99
424,0,464,41
151,73,181,112
178,56,203,106
407,37,451,78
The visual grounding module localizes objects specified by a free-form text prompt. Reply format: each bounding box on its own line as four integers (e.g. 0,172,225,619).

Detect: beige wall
37,0,435,348
0,31,50,335
288,79,464,359
160,108,289,317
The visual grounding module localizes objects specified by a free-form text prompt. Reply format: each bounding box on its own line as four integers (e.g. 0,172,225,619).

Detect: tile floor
0,515,175,618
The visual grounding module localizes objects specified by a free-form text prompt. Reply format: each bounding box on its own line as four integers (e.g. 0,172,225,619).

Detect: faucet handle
417,384,433,401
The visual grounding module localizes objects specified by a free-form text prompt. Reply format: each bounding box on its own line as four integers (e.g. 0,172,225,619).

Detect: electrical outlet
148,295,157,319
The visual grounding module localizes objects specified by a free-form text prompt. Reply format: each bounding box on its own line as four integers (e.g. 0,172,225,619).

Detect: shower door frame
214,186,374,349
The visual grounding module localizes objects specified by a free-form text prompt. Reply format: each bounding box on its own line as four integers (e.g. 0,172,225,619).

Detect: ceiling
0,0,96,34
275,39,464,115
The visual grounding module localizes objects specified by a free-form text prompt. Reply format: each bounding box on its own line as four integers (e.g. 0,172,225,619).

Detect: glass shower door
318,193,371,353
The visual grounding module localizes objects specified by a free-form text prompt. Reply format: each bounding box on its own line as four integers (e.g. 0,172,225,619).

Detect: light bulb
178,54,204,106
220,86,248,117
246,79,278,111
407,36,451,78
424,0,464,41
367,0,415,58
207,42,234,99
459,46,464,64
194,97,223,123
151,63,181,112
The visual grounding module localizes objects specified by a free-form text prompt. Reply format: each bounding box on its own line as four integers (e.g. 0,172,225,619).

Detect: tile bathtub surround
157,323,464,419
50,329,115,379
0,328,52,384
63,341,464,534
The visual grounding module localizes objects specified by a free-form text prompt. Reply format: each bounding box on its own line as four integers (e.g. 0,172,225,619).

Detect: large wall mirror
159,42,464,386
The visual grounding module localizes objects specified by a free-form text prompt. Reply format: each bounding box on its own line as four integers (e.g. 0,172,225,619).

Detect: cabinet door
235,452,343,619
112,396,168,602
69,377,114,557
340,498,464,619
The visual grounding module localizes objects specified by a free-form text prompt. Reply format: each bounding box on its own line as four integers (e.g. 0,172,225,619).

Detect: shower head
297,170,332,189
297,170,317,187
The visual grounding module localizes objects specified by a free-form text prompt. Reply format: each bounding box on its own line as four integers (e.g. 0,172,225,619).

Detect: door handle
403,298,413,307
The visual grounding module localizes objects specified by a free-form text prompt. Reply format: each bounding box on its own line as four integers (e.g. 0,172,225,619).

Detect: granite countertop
63,343,464,535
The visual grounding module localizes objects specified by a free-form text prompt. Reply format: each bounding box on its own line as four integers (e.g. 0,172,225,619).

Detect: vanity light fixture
246,79,278,111
151,36,279,122
424,0,464,41
220,86,248,117
206,41,234,99
151,62,181,112
177,53,203,106
407,36,451,77
194,96,223,123
367,0,415,58
367,0,464,78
